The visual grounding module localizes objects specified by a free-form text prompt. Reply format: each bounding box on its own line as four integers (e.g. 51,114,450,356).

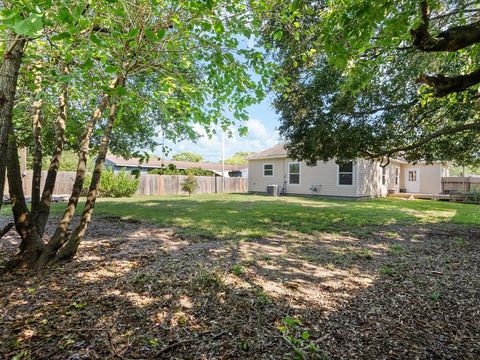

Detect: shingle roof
105,154,247,172
245,144,287,160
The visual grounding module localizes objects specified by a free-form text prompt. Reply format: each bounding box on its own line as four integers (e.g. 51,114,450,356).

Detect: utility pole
222,129,225,193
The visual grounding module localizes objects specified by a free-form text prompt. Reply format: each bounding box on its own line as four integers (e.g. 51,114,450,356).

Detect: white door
405,168,420,193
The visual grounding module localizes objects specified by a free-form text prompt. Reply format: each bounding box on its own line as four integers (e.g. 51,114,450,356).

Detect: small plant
231,264,245,276
388,244,405,255
181,173,198,196
430,290,442,301
379,265,395,276
353,247,373,260
190,269,224,293
278,316,321,359
147,338,160,348
454,237,465,247
71,301,87,310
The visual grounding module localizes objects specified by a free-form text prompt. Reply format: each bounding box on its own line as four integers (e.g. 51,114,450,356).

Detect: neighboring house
104,154,247,177
247,145,449,198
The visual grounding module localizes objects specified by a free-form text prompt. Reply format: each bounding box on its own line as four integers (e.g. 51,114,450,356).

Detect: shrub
82,169,139,198
181,174,198,196
147,163,215,176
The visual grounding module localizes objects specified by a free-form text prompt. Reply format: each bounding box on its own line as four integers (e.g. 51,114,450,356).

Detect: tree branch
0,222,14,239
369,121,480,157
417,68,480,96
411,15,480,52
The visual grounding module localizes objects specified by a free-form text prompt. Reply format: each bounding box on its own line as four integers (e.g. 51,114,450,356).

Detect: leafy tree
261,0,480,165
181,173,198,196
172,152,204,163
223,151,253,165
0,0,272,269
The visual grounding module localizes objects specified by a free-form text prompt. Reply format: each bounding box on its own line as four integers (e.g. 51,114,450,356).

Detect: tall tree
172,152,204,163
1,0,271,269
261,0,480,165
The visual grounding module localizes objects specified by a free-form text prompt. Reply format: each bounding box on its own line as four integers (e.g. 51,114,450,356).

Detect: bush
82,169,139,198
148,164,214,176
181,174,198,196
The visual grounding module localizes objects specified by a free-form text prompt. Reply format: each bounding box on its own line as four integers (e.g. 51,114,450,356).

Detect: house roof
246,145,441,166
105,154,247,172
245,144,287,160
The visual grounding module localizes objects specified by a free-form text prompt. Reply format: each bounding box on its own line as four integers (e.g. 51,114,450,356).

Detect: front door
405,168,420,193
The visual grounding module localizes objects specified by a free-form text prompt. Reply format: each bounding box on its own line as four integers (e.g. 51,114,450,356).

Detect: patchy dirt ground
1,217,480,359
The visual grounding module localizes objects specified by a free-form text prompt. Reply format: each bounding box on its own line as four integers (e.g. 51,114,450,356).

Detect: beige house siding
248,155,446,197
357,159,402,197
248,158,286,194
401,163,445,194
248,158,358,197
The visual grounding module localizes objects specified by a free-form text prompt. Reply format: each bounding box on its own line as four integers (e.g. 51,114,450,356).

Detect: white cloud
161,119,279,162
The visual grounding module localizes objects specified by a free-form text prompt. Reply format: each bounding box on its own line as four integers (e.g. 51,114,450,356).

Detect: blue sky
162,93,281,162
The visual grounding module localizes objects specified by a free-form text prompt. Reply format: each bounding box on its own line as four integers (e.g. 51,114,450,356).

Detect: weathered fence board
4,171,247,197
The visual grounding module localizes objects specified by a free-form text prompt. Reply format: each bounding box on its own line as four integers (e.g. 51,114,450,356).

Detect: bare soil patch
1,217,479,359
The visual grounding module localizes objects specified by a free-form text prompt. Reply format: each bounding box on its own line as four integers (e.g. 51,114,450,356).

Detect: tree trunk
6,133,44,269
0,35,26,214
34,68,68,237
36,75,123,267
30,71,43,216
54,99,119,262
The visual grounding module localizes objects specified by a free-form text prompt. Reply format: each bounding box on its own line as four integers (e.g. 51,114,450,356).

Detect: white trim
381,165,387,186
263,163,274,177
287,162,301,185
337,161,355,187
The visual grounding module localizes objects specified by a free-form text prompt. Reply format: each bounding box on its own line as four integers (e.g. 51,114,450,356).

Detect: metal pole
222,129,225,193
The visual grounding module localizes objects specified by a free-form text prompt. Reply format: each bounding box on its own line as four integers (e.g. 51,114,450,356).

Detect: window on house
289,163,300,184
395,168,399,185
408,170,417,182
263,164,273,176
338,161,353,185
382,166,386,185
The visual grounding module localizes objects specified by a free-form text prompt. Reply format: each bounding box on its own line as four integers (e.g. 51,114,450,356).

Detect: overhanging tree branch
417,68,480,97
411,1,480,52
369,121,480,158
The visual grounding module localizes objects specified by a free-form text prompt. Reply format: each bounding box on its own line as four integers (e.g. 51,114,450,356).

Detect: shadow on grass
88,194,479,242
1,218,479,359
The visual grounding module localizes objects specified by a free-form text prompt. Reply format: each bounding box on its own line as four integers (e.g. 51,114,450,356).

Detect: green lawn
19,193,478,240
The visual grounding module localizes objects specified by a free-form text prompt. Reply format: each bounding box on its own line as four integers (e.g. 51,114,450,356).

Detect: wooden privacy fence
442,177,480,193
3,171,77,198
4,171,247,197
136,175,247,195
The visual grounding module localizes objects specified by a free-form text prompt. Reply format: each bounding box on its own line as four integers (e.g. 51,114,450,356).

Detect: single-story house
246,145,449,197
104,154,247,177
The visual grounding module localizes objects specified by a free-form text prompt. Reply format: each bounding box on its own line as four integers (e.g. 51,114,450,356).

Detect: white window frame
408,170,417,182
337,161,354,187
288,162,301,185
395,167,399,186
381,166,387,186
263,163,274,177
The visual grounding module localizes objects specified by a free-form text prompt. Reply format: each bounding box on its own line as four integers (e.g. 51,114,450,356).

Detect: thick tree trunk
31,72,43,215
34,70,68,237
36,75,122,266
0,35,26,214
6,134,44,269
55,99,119,262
